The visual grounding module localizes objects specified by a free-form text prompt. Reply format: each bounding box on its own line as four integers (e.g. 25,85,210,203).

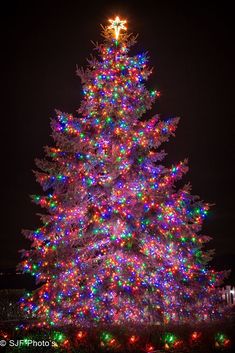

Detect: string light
76,330,87,340
190,331,202,343
145,343,155,352
18,17,225,329
215,332,231,348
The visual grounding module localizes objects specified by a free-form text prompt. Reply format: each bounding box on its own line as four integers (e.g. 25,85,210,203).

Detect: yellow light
108,16,127,40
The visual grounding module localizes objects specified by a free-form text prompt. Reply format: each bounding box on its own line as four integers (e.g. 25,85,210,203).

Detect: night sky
1,1,234,279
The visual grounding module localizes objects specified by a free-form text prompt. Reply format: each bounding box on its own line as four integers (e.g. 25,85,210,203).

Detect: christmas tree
19,17,225,327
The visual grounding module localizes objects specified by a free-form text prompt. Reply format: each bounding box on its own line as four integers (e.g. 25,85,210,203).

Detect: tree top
108,16,127,41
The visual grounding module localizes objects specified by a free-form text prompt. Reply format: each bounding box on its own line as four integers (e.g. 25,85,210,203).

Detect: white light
108,16,127,40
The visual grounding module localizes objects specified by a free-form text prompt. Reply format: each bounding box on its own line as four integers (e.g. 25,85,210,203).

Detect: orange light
129,335,139,344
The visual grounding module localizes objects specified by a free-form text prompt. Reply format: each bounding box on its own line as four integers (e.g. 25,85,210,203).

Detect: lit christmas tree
19,17,225,327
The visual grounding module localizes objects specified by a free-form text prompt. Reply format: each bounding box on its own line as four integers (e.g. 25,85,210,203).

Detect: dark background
1,0,234,287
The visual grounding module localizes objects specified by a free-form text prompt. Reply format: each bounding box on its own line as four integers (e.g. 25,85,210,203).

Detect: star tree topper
108,16,127,40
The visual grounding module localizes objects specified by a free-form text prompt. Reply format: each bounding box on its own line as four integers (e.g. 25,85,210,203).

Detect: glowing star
108,16,127,40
